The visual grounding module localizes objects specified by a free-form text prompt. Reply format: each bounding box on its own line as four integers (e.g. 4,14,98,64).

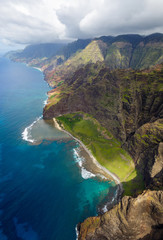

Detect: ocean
0,57,117,240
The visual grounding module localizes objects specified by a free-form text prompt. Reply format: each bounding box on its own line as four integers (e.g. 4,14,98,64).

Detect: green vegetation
7,33,163,73
38,35,163,199
123,170,145,196
60,40,105,73
105,42,132,69
131,45,163,69
58,38,92,60
57,112,144,196
45,88,62,110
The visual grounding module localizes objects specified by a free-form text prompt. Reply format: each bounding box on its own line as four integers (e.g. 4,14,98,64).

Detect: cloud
0,0,66,46
0,0,163,48
59,0,163,37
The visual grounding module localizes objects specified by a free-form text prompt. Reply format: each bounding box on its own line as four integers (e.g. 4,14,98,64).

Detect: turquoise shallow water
0,57,117,240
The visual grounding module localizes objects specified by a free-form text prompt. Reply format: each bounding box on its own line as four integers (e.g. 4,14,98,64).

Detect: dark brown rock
78,190,163,240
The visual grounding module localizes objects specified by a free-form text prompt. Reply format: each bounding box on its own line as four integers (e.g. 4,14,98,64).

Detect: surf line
53,117,123,199
22,116,42,143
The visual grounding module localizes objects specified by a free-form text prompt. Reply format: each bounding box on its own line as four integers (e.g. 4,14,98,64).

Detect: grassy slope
105,42,132,69
64,40,105,67
45,87,62,110
43,40,105,87
57,113,144,196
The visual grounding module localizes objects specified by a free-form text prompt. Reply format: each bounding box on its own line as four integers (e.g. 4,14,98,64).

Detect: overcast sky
0,0,163,52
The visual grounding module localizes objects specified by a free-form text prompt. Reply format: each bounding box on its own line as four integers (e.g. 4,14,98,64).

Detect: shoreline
53,118,123,202
32,66,43,72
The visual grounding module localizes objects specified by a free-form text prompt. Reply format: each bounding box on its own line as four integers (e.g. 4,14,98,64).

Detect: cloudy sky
0,0,163,52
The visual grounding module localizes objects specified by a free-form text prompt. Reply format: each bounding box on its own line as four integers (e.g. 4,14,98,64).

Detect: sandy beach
53,118,123,200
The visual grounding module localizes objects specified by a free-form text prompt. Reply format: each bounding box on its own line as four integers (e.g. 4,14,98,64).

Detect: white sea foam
43,94,48,106
81,168,96,179
101,194,116,213
22,116,42,143
101,186,119,213
73,148,96,179
43,99,48,106
73,148,108,180
75,225,79,240
102,204,108,213
33,67,42,72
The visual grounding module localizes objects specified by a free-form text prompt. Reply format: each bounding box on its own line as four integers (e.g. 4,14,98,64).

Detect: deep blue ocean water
0,57,117,240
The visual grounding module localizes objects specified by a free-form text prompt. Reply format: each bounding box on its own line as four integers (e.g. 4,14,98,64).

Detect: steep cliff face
43,63,163,189
43,34,163,87
149,142,163,190
105,41,133,68
104,33,163,70
92,38,163,70
131,41,163,69
6,34,163,88
43,62,163,240
43,64,163,134
78,190,163,240
43,40,107,87
126,119,163,186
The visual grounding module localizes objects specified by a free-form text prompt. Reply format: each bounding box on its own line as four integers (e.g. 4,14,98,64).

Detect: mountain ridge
6,33,163,77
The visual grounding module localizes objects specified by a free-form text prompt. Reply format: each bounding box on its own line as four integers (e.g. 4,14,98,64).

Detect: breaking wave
43,94,48,106
73,148,96,179
22,116,42,143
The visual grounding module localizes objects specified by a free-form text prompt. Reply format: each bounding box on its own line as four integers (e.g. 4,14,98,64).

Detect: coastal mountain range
6,33,163,239
7,33,163,75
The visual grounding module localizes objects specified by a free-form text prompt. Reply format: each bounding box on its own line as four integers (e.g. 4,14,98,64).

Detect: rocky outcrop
78,190,163,240
148,142,163,190
126,119,163,187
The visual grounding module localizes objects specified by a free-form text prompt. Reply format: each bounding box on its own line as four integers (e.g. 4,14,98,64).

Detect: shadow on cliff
121,168,145,197
139,224,163,240
97,169,145,215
